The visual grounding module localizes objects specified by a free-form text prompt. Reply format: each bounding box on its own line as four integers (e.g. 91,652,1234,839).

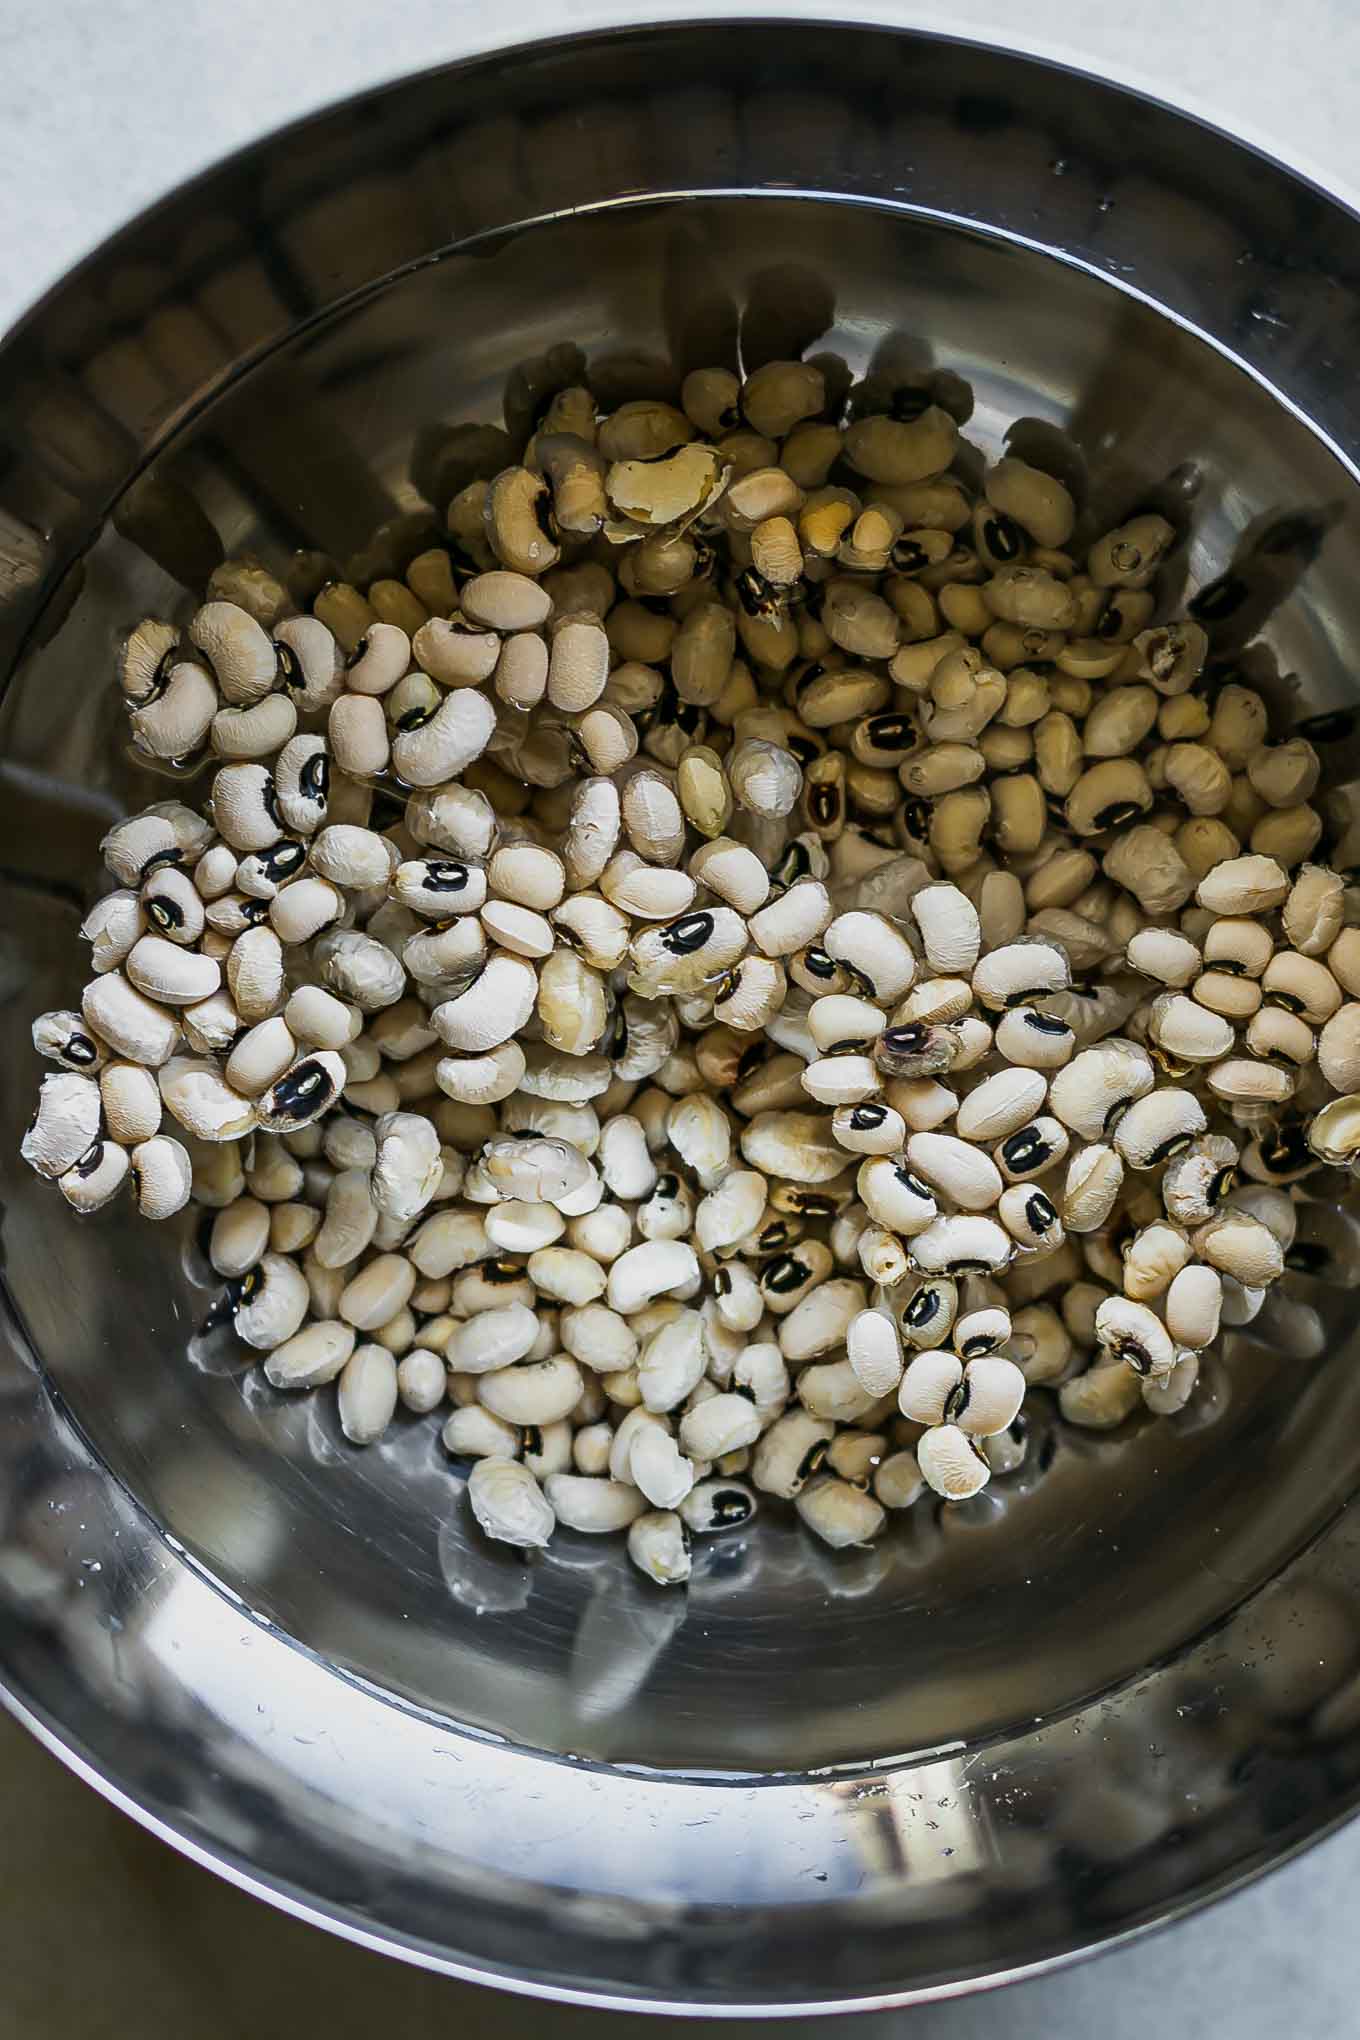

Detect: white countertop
4,2,1359,2033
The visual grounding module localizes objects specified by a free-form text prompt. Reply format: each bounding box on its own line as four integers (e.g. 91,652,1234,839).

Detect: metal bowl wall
3,20,1360,2014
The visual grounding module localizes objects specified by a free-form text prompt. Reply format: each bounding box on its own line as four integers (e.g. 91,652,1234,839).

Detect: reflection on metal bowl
3,19,1360,2014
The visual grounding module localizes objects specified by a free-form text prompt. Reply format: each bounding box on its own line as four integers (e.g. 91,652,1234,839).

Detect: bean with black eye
258,1051,346,1132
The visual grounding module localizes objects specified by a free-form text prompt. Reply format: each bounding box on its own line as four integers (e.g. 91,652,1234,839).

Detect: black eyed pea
1121,1220,1192,1302
601,851,697,921
627,1509,691,1586
984,457,1075,549
81,888,146,974
1111,1087,1208,1169
392,687,497,789
431,953,539,1055
1094,1295,1176,1378
983,564,1078,632
1087,513,1175,591
1058,1361,1142,1430
262,1319,356,1390
1047,1039,1155,1141
1082,685,1160,759
1060,1142,1124,1234
1160,1134,1240,1226
140,865,207,946
189,600,280,706
954,1067,1048,1143
1163,742,1232,817
971,938,1070,1013
98,1060,162,1146
128,658,220,761
994,1007,1077,1073
997,1183,1064,1253
1195,853,1289,916
1177,818,1244,884
916,1424,991,1500
1164,1264,1223,1350
221,1017,296,1100
751,1410,834,1500
678,1478,758,1535
1205,1058,1296,1111
337,1252,417,1334
1283,864,1346,958
1193,1211,1286,1286
1318,1005,1360,1093
795,1477,886,1548
392,857,487,920
480,1358,585,1430
606,443,726,535
676,745,734,840
1066,758,1154,836
467,1457,555,1549
101,810,191,889
1245,1006,1315,1067
1125,926,1201,988
328,692,391,779
118,617,181,705
1193,969,1263,1024
342,621,410,699
873,1450,925,1509
564,777,623,890
713,954,787,1033
236,837,308,901
822,910,918,1003
337,1342,399,1445
398,1339,454,1411
947,1354,1026,1437
223,924,284,1026
82,971,184,1068
897,1277,959,1350
843,406,958,487
232,1252,310,1351
1008,1302,1071,1386
846,1308,904,1398
795,1358,878,1425
444,1404,522,1462
929,787,991,875
1247,738,1321,810
991,774,1048,856
128,1134,193,1220
1141,1353,1201,1417
1261,950,1343,1026
857,1156,938,1237
908,1214,1012,1278
777,1275,866,1361
56,1137,130,1213
31,1009,107,1077
1131,619,1207,695
994,1116,1069,1186
209,764,285,857
757,1242,831,1318
905,1130,1004,1211
832,1099,907,1156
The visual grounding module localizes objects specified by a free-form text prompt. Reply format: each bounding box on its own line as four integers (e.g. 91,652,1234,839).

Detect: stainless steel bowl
4,19,1360,2014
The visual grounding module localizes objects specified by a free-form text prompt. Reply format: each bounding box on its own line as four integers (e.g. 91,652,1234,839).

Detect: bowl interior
2,192,1359,1776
